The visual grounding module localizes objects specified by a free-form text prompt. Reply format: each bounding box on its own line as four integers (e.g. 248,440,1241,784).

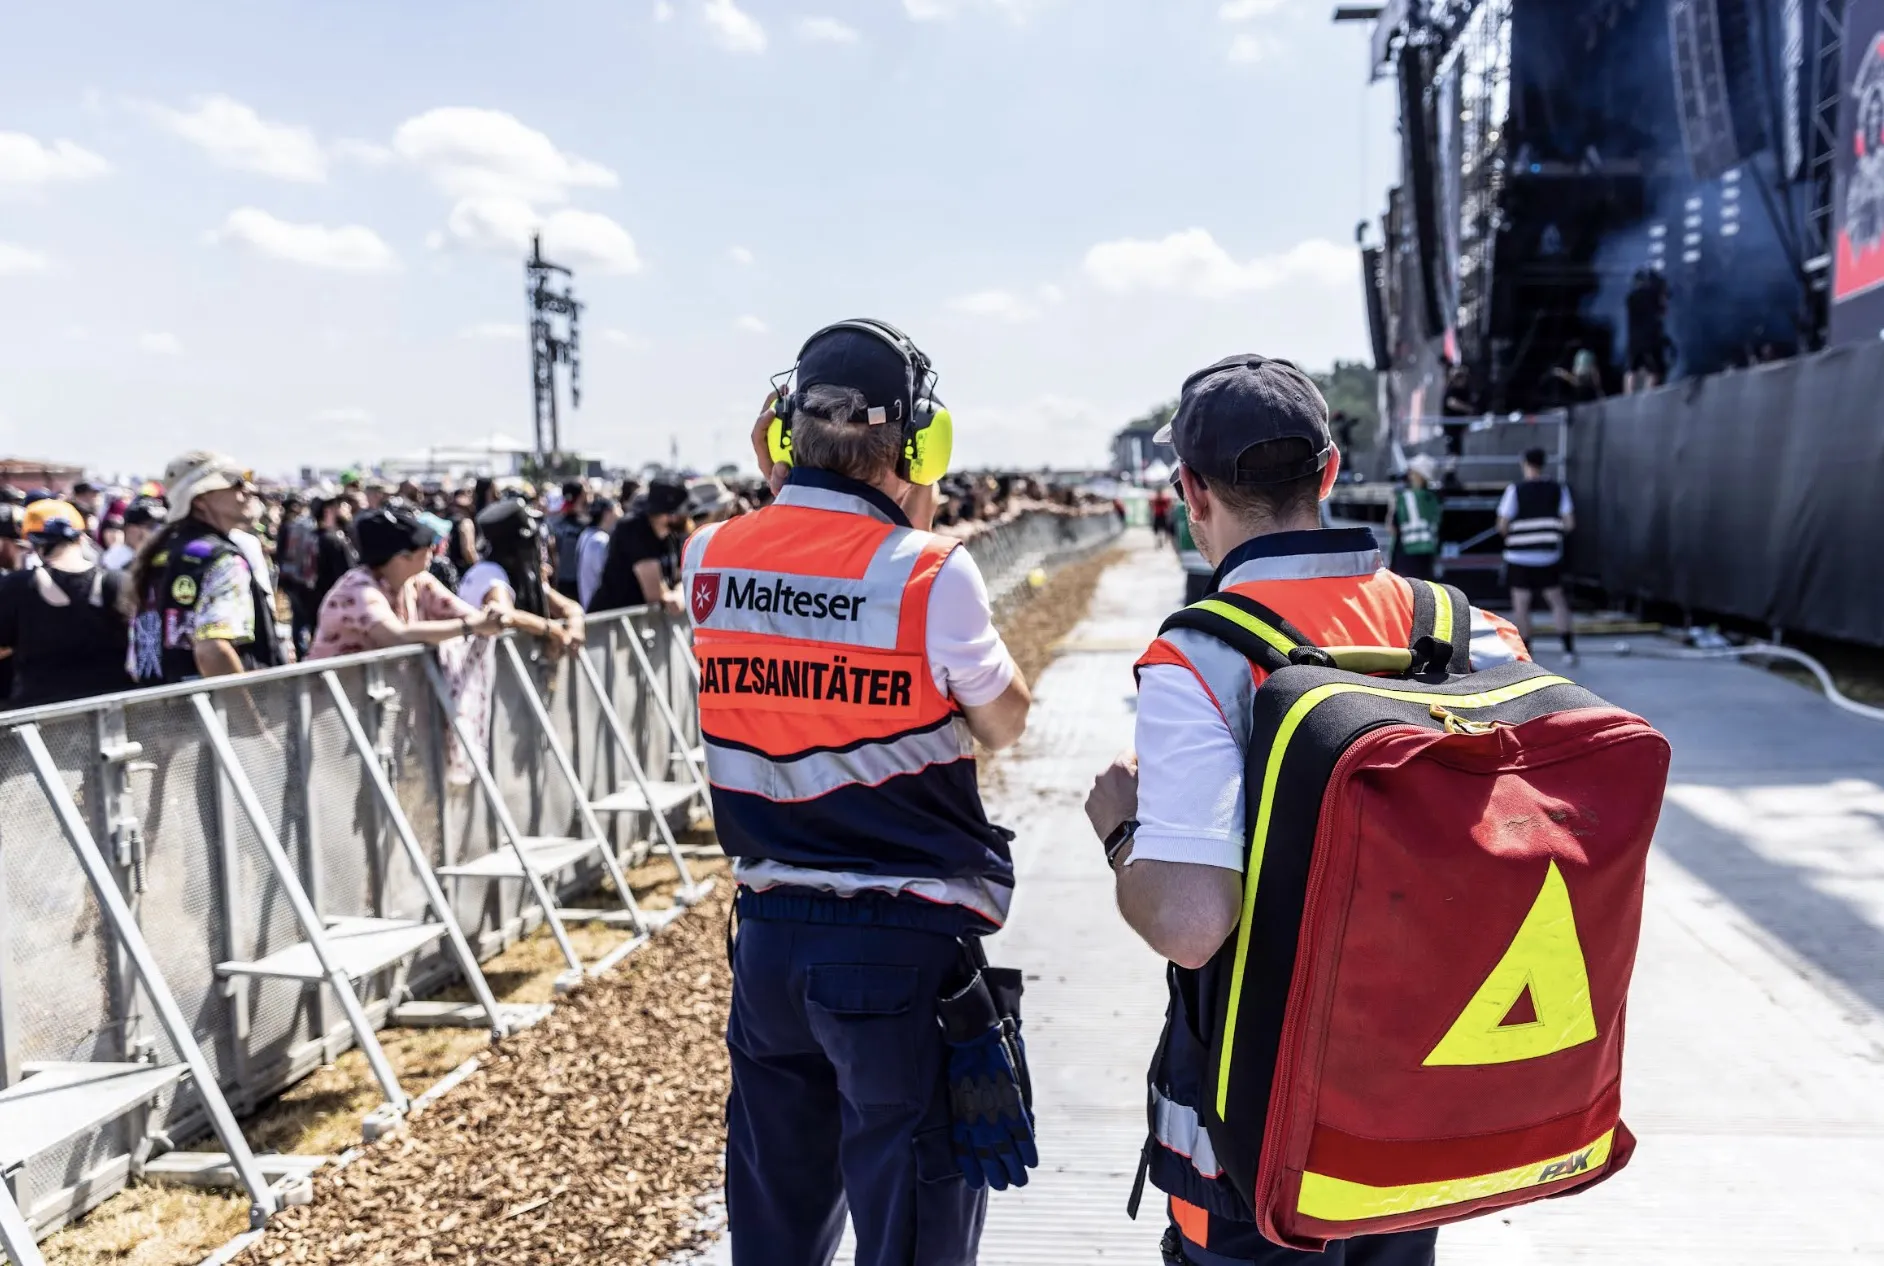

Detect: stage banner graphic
1832,0,1884,344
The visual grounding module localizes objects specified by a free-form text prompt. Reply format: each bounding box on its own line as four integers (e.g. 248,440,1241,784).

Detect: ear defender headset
766,318,954,486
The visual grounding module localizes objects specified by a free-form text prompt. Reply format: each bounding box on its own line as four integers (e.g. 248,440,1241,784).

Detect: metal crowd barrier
0,507,1119,1264
0,608,701,1261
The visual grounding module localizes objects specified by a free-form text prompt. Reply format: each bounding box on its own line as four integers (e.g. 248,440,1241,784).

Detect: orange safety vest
683,469,1013,928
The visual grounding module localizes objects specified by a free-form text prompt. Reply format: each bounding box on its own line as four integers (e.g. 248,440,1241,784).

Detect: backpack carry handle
1407,578,1473,675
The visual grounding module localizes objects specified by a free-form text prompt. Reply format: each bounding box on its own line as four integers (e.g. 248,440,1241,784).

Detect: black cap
646,478,688,516
476,497,540,548
1156,354,1332,486
794,325,914,424
354,505,437,568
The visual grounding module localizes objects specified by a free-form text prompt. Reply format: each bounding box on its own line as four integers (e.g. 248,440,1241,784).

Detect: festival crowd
0,451,1112,711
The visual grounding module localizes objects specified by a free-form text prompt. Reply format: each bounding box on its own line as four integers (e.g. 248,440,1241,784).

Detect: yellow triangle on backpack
1424,860,1598,1067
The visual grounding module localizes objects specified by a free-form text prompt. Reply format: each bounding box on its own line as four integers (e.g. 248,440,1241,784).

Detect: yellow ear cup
904,406,952,486
767,416,793,466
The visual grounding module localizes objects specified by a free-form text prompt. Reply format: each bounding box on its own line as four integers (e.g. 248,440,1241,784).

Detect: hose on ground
1584,641,1884,724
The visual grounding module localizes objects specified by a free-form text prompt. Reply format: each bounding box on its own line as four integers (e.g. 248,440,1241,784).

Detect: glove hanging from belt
937,950,1037,1190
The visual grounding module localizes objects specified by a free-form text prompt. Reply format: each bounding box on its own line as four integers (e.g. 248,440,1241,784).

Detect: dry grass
38,1187,252,1266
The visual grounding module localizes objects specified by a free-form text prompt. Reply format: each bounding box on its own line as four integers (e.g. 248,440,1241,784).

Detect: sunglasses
1169,463,1187,506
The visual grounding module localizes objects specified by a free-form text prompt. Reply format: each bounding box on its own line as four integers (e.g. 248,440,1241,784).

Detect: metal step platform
435,835,605,882
0,1061,189,1170
215,917,448,983
590,780,699,816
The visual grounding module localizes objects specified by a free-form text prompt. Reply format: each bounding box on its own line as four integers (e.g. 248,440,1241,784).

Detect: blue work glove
938,969,1038,1190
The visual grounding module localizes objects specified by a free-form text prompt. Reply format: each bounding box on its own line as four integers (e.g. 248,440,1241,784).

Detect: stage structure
1358,0,1857,440
525,234,583,463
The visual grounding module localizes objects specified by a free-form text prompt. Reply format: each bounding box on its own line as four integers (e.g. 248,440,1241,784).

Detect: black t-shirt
588,513,672,613
0,566,133,707
313,528,358,607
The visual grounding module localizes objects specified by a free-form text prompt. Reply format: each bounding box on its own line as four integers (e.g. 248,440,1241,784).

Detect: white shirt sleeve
578,530,609,608
457,561,513,610
1131,664,1247,872
1559,485,1574,518
1496,485,1518,520
924,547,1018,707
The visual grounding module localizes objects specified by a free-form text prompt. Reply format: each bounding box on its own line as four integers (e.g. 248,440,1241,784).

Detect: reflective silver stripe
1152,1085,1224,1180
687,521,943,650
773,482,896,524
682,521,724,578
734,859,1013,926
1158,626,1257,757
1220,549,1382,585
1504,534,1563,550
1507,517,1565,534
1468,607,1521,669
704,718,974,801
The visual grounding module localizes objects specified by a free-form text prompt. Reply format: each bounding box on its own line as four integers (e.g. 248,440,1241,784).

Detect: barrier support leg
17,722,278,1229
422,657,585,978
189,696,409,1116
499,641,649,940
572,647,702,903
0,1175,48,1266
321,672,510,1041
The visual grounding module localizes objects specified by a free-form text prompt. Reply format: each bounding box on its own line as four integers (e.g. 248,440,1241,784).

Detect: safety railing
0,607,701,1259
0,506,1119,1263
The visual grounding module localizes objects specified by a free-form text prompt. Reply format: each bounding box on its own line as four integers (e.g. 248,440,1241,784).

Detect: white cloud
602,328,653,351
442,194,643,273
332,138,395,167
1219,0,1286,18
727,245,755,265
735,315,769,334
653,0,675,19
0,242,52,275
798,15,861,42
139,331,184,356
1227,31,1275,63
904,0,1049,21
1083,230,1353,299
948,289,1041,323
459,322,526,340
0,132,111,186
393,107,617,203
210,207,399,273
702,0,768,52
141,95,326,182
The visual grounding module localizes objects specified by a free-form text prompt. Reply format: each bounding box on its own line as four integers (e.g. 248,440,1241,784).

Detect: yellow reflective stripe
1296,1128,1615,1221
1323,646,1414,675
1213,674,1573,1118
1422,579,1454,648
1193,599,1298,659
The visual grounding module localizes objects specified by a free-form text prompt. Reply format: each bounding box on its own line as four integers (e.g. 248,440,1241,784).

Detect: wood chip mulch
241,884,733,1266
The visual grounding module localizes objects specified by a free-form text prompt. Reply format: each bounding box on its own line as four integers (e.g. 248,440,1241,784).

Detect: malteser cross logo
691,573,722,623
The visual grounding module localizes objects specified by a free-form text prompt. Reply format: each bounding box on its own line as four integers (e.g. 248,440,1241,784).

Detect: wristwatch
1103,818,1139,868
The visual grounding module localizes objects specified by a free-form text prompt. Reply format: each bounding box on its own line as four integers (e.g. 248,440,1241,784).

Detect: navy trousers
1168,1219,1438,1266
726,915,985,1266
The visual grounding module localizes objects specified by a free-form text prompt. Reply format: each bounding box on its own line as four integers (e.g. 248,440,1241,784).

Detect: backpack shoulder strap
1156,591,1314,676
1408,578,1473,674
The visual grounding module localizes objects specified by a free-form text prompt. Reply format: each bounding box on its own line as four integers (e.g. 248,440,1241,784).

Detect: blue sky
0,0,1398,478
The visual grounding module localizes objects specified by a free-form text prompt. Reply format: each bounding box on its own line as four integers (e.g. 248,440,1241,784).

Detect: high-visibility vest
1393,487,1441,554
682,471,1013,928
1503,480,1567,564
1131,530,1527,1224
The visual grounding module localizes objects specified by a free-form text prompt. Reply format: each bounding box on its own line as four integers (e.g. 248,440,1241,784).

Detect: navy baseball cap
1155,354,1333,485
793,324,915,425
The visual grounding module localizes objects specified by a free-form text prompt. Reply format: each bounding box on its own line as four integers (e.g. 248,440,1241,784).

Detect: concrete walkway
702,536,1884,1263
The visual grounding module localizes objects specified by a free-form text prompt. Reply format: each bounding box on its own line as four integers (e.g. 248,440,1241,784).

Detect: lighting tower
526,234,583,463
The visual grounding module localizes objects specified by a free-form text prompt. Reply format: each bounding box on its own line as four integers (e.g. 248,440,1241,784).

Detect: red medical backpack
1161,589,1669,1250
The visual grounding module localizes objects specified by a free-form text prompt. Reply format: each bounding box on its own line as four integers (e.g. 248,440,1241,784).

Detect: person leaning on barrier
306,504,505,660
0,500,133,707
128,451,286,685
588,477,688,614
1082,355,1530,1266
703,320,1036,1266
576,495,619,610
460,498,585,655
